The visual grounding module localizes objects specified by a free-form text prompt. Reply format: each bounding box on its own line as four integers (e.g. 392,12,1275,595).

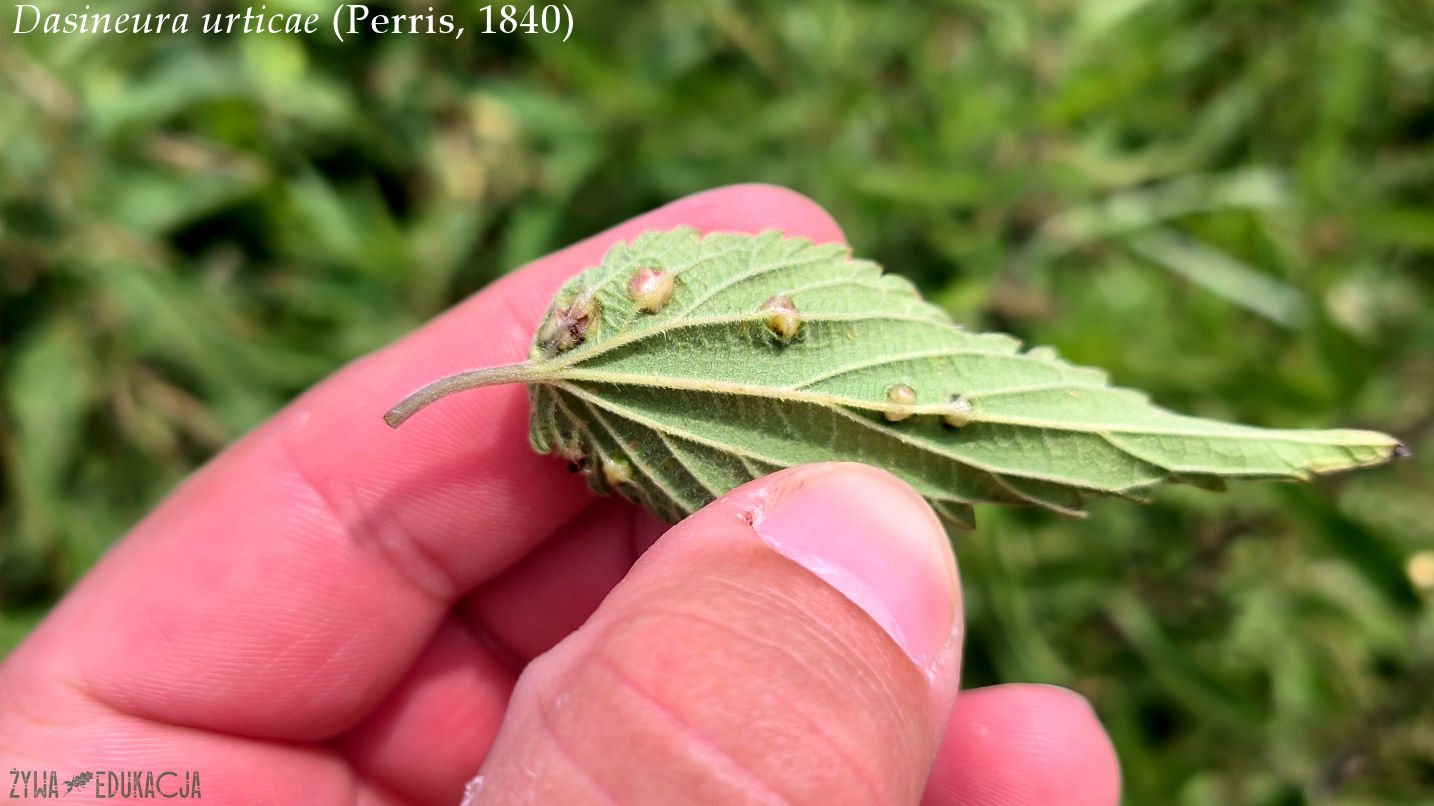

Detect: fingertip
663,183,847,245
923,684,1121,806
497,184,846,301
335,619,514,805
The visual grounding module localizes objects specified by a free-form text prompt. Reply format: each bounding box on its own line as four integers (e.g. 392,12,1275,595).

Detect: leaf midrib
542,371,1388,446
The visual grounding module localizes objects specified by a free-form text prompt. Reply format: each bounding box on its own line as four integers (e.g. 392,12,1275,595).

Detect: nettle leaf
385,228,1404,528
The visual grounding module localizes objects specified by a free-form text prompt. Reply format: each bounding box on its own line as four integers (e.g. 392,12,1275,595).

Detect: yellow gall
602,453,634,487
943,394,974,428
627,267,675,313
884,383,918,421
761,294,801,340
1408,551,1434,593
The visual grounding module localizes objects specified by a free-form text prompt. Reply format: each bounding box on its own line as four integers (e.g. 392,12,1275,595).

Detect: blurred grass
2,0,1433,801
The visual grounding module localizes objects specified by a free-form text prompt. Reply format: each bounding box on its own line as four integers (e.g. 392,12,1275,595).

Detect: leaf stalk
384,361,546,428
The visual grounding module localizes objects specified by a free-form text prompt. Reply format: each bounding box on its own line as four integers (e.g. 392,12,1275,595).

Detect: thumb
472,462,963,806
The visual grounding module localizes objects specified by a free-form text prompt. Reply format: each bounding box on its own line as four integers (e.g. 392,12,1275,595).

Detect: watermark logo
9,768,201,799
62,773,92,796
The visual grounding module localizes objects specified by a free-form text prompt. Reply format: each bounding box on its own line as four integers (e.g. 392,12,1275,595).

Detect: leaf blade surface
391,228,1402,527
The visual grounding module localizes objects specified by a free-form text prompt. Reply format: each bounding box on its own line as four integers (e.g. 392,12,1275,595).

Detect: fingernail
753,464,960,669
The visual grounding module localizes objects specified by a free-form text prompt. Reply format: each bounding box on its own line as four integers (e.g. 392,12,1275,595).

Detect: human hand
0,185,1120,805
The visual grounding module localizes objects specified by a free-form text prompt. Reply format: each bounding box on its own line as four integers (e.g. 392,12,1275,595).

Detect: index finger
7,184,846,740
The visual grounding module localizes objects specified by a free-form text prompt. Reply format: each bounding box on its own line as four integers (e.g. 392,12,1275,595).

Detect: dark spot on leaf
537,288,600,354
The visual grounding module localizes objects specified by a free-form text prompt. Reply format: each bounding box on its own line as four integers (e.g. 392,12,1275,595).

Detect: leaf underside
410,228,1404,529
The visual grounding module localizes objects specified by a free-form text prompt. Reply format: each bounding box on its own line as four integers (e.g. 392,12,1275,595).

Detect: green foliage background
2,0,1431,802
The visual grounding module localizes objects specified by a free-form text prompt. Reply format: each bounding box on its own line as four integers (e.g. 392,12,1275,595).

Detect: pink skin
0,185,1120,806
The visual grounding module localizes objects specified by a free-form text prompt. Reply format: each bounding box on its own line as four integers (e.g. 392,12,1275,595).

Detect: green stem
384,361,546,428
